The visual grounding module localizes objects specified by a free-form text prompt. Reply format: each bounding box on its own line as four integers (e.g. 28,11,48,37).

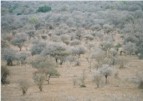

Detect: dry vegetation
1,1,143,101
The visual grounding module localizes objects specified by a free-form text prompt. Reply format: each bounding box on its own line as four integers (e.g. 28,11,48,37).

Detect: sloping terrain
1,1,143,101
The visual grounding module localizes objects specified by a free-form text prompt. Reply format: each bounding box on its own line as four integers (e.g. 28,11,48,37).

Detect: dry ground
1,55,143,101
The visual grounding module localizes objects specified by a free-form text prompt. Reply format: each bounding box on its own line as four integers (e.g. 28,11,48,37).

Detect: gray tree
33,71,46,91
60,34,71,45
11,33,27,51
136,72,143,89
26,30,35,40
101,41,113,57
18,79,30,95
99,64,112,84
92,70,102,88
79,70,86,87
44,67,60,84
91,48,106,69
70,39,81,46
41,42,70,65
123,41,137,55
16,52,29,65
71,45,86,58
1,65,10,84
31,56,60,84
31,41,46,56
84,34,94,44
117,56,128,69
2,48,16,66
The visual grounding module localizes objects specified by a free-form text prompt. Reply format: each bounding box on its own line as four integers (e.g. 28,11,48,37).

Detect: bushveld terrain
1,1,143,101
1,55,143,101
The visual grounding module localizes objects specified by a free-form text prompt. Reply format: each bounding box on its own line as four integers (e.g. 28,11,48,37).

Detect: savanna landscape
1,1,143,101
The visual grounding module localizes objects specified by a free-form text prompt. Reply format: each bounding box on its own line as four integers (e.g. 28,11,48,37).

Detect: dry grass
2,55,143,101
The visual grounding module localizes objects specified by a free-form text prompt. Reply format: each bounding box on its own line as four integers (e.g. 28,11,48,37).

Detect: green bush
37,5,51,13
115,43,121,50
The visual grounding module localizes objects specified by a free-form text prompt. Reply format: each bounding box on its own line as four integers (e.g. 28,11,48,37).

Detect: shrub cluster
37,5,51,13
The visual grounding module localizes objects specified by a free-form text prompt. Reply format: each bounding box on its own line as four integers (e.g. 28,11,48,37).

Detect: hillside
1,1,143,101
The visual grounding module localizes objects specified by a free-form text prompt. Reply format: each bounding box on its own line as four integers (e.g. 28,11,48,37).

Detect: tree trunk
7,59,13,66
60,60,63,65
105,75,108,84
96,62,100,70
86,58,91,72
88,60,92,72
47,75,51,84
19,46,22,51
120,64,124,69
55,58,58,63
78,54,81,58
25,65,26,72
139,81,143,89
20,61,21,67
97,83,99,88
112,58,115,65
22,89,26,95
39,85,42,91
106,48,109,57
